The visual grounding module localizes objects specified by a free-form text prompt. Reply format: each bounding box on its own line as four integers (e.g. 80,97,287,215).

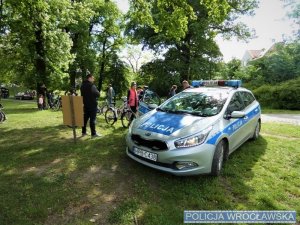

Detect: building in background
241,42,284,66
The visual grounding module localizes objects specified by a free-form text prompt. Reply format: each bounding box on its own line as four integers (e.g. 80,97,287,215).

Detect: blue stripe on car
206,106,260,145
138,111,186,135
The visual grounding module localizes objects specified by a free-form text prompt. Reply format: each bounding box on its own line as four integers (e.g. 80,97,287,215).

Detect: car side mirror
230,111,246,118
224,111,246,120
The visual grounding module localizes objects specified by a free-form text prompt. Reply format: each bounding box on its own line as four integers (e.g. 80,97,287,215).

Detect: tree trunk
35,21,47,86
69,33,79,88
98,39,107,92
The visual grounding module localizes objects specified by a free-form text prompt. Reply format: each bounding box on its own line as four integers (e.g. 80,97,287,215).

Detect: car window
159,90,228,117
240,91,255,107
226,92,245,114
143,90,161,105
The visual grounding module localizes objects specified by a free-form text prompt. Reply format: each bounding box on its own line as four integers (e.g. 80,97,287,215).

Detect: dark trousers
82,107,97,135
130,106,137,121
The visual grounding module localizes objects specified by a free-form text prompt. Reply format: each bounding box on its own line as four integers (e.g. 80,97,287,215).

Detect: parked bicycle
120,105,136,128
105,97,130,127
97,100,110,116
51,94,62,111
120,101,159,128
0,103,7,123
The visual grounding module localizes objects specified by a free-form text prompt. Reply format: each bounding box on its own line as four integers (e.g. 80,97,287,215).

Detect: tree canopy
1,0,299,98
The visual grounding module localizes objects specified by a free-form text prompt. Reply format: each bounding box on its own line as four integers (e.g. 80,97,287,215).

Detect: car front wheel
211,140,225,176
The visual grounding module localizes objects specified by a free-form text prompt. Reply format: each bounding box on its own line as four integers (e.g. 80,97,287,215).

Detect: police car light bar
191,80,242,88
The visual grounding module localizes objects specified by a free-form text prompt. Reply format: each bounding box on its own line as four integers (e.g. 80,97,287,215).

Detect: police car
126,80,261,176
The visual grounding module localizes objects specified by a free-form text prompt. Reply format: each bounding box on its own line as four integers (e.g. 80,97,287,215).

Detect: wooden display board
62,96,83,142
62,96,84,127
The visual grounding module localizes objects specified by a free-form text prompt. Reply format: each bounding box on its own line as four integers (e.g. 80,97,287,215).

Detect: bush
253,78,300,110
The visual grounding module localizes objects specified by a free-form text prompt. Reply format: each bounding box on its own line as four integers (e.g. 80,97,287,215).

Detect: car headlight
174,126,212,148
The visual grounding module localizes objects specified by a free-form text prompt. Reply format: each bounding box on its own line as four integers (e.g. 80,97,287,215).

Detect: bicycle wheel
101,105,108,115
0,111,6,122
0,111,3,122
105,108,117,125
52,99,61,111
121,110,133,128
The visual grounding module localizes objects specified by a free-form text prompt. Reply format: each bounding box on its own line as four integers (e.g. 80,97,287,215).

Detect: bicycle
120,101,159,128
97,100,110,116
120,106,137,128
0,103,7,123
104,97,128,126
51,95,62,111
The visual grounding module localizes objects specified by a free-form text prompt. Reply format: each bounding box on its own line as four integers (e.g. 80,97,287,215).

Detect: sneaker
81,133,87,137
91,134,102,138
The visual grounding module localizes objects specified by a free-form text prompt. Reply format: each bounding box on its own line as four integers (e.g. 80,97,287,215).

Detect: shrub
253,78,300,110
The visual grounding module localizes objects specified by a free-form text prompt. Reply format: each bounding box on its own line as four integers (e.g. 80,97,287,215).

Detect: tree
242,41,300,86
106,53,129,97
126,0,258,88
225,58,242,79
90,0,125,92
285,0,300,37
66,0,97,90
0,0,73,90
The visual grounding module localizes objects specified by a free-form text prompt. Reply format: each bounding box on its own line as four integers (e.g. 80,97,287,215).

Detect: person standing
127,82,138,121
106,84,115,107
37,84,47,109
80,74,101,138
168,85,177,98
138,85,149,101
182,80,192,90
38,94,44,110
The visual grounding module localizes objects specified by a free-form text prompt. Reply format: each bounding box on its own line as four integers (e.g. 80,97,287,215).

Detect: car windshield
158,90,229,117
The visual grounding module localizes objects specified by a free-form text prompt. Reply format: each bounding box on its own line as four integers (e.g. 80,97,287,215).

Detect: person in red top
127,82,138,121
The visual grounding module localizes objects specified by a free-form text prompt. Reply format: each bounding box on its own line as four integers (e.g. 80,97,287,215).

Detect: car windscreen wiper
185,111,215,117
156,107,166,112
157,108,183,114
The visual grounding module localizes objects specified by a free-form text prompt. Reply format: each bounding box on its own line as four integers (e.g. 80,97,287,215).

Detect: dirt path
261,114,300,126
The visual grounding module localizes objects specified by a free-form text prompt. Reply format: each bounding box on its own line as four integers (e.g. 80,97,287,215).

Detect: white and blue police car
126,80,261,176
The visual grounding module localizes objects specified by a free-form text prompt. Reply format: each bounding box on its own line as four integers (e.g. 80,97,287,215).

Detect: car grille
131,134,168,151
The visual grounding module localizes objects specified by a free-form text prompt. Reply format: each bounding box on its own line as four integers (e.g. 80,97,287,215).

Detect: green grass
261,108,300,114
0,99,299,225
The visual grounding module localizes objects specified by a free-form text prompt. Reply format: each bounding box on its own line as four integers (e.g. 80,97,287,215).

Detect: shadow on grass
1,99,38,114
4,107,39,115
0,103,269,225
105,136,269,225
0,122,269,225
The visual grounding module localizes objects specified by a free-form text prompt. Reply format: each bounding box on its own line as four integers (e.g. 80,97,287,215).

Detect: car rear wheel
211,140,225,176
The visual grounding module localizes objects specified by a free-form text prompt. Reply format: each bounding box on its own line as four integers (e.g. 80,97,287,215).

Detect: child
38,95,44,110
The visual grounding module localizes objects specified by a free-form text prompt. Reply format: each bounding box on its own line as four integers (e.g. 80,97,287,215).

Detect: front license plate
133,147,158,162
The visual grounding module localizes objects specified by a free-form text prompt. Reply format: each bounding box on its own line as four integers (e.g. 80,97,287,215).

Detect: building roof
248,50,264,59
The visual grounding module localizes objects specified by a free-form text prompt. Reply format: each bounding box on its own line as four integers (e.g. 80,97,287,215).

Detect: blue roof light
191,80,242,88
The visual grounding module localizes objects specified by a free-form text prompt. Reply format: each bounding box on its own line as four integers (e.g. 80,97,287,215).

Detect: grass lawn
0,99,299,225
261,108,300,114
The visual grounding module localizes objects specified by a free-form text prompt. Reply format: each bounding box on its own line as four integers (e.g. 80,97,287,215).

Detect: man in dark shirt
80,74,101,138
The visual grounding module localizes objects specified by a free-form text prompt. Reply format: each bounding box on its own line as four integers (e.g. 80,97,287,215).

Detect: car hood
133,110,218,139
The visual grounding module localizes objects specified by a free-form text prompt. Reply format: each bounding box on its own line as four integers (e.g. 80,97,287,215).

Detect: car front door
224,92,249,152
